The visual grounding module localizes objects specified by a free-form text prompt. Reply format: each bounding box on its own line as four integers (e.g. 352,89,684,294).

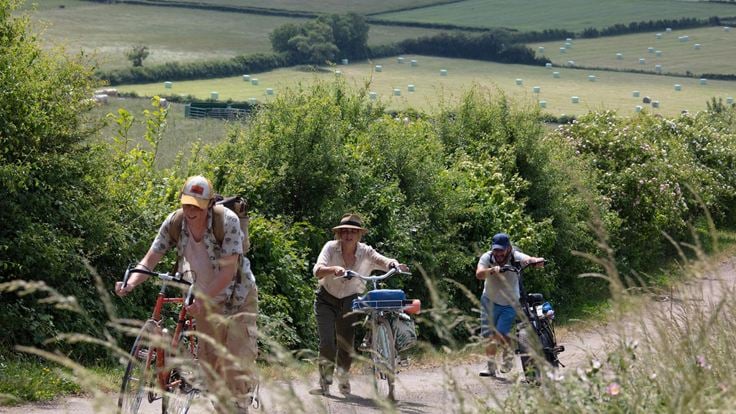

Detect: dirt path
3,257,734,414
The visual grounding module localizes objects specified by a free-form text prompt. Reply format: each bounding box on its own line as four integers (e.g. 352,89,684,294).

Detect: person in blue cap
476,233,544,377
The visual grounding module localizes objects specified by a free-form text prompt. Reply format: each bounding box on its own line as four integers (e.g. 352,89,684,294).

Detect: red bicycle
117,265,199,414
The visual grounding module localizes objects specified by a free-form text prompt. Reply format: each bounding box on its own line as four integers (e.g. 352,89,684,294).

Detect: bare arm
475,264,501,280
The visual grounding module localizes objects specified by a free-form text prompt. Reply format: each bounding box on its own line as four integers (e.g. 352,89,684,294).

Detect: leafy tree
317,13,369,59
126,44,150,67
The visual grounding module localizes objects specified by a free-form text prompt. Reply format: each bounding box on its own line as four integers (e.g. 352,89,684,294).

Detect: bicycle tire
538,323,559,367
119,320,158,414
517,324,539,381
162,331,198,414
372,318,396,401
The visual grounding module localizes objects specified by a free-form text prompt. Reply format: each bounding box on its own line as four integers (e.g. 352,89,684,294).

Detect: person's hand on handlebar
389,261,410,273
115,281,132,297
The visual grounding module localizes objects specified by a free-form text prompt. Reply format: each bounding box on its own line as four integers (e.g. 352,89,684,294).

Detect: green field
116,55,736,117
531,26,736,77
90,98,228,168
375,0,736,31
152,0,449,14
26,0,448,70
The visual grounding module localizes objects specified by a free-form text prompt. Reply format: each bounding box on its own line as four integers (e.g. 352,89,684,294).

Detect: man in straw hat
310,213,409,396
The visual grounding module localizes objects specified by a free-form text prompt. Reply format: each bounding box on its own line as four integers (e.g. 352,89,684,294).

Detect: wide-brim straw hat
332,213,367,233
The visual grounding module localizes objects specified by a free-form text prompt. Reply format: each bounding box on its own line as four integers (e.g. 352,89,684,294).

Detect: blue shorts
480,295,516,337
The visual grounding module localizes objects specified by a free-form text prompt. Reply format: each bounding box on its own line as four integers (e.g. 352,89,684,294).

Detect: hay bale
341,58,349,65
635,105,643,112
242,74,250,81
538,46,545,53
616,52,623,60
655,64,662,73
210,91,219,100
545,62,552,68
560,47,566,53
533,86,541,93
727,97,734,105
674,84,682,91
567,60,575,66
539,100,547,108
725,26,732,32
369,91,377,100
666,27,672,32
440,69,448,76
639,58,646,64
265,88,274,95
375,65,383,72
571,96,580,103
652,100,660,108
655,50,662,57
648,47,654,53
248,98,257,105
553,71,560,78
93,94,108,104
159,98,169,109
407,84,416,92
694,43,701,50
251,78,259,85
335,70,341,76
699,78,707,85
410,59,418,67
588,75,596,82
515,78,523,86
656,33,662,39
393,88,401,96
397,56,405,64
643,96,651,104
164,81,173,89
632,90,640,97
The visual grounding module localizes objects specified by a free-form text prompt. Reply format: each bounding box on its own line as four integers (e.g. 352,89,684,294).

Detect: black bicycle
500,261,564,381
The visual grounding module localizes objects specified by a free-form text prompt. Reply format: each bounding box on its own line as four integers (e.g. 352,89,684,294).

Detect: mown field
374,0,736,31
116,55,736,117
152,0,449,14
89,98,228,168
26,0,449,70
531,26,736,76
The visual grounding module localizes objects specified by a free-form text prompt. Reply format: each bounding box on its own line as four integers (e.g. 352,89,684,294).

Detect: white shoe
479,360,497,377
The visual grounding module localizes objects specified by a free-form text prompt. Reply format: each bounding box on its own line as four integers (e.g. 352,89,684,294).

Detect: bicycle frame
118,266,198,414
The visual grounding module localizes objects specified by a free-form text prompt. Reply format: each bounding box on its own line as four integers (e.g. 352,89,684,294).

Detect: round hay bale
545,62,552,68
616,52,623,60
726,97,734,105
410,59,418,67
242,74,250,81
567,60,575,66
553,71,561,78
666,27,672,32
652,100,660,108
643,96,651,104
560,47,566,53
397,56,405,64
533,86,541,93
655,64,662,73
588,75,596,82
571,96,580,104
725,26,731,32
251,78,259,85
440,69,448,76
164,81,173,89
375,65,383,72
639,58,646,64
538,46,545,53
648,47,654,53
655,50,662,57
393,88,401,96
674,84,682,91
632,90,640,97
265,88,274,95
515,78,523,86
407,84,416,92
341,58,349,65
694,43,701,50
699,78,707,85
635,105,643,112
210,91,219,100
656,33,662,39
369,91,377,100
539,100,547,108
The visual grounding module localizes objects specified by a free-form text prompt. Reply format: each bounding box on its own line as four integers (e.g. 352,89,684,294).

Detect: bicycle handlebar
122,265,196,306
499,259,546,274
344,267,411,282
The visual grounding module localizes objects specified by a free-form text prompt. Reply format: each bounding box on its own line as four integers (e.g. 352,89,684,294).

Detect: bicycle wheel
538,323,559,368
162,331,198,414
371,318,396,401
119,320,158,414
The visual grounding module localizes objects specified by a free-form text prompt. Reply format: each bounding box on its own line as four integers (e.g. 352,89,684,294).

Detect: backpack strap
169,207,225,246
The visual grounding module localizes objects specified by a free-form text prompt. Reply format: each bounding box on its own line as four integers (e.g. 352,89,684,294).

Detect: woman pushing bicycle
311,213,409,396
115,175,258,414
476,233,544,377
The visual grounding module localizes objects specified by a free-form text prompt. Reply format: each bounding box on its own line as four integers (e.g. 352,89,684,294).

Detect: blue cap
491,233,511,250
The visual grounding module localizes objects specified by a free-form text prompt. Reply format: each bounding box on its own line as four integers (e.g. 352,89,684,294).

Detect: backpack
169,195,250,254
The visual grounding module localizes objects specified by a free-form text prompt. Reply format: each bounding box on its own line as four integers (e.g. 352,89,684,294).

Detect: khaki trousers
197,287,258,413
